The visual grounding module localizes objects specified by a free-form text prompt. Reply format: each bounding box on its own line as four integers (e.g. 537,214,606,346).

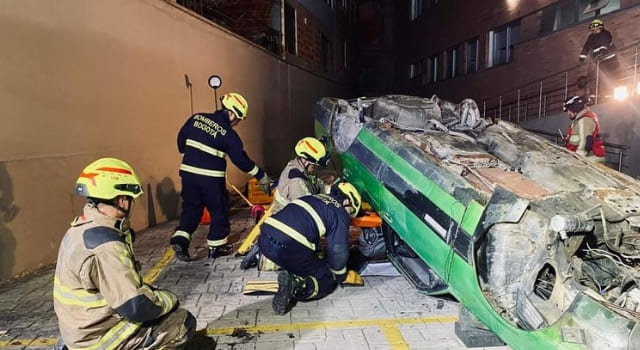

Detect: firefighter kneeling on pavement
257,182,364,315
54,158,195,350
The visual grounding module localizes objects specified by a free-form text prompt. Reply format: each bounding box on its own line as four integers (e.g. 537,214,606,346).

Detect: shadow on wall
0,162,19,280
156,177,180,222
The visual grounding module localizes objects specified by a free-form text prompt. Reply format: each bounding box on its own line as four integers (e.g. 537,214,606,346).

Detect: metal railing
482,41,640,122
525,128,630,172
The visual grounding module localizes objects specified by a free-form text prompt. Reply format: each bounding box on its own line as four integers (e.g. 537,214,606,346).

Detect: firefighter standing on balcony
579,19,616,63
563,95,606,163
171,92,272,261
241,137,330,270
257,182,363,315
54,158,195,350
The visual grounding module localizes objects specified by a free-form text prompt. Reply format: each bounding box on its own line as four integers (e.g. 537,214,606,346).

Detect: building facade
176,0,357,84
394,0,640,120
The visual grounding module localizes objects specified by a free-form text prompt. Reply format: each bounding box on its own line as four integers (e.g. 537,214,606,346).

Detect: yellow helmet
333,182,361,217
220,92,249,120
589,19,604,30
75,158,143,200
294,137,327,165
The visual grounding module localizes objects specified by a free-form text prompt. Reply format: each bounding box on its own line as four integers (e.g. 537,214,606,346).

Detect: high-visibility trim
179,164,225,177
274,191,289,207
114,245,142,287
330,266,347,276
207,237,228,247
154,290,174,315
172,230,192,241
264,218,315,251
185,139,226,158
307,276,319,299
291,200,326,237
53,277,107,308
248,165,259,176
68,319,141,350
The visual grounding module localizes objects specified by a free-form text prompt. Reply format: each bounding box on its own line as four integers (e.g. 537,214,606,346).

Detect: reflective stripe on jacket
177,110,264,179
262,195,350,276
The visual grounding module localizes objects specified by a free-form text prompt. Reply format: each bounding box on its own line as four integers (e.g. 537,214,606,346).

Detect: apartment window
341,0,349,13
464,39,479,74
343,41,348,69
431,56,439,83
411,0,423,21
420,58,430,85
443,48,457,79
425,0,439,9
325,0,335,9
540,0,619,34
489,20,520,67
284,2,297,55
409,63,418,79
321,34,331,72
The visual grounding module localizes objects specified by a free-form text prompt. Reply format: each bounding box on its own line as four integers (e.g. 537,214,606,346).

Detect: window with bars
489,20,520,67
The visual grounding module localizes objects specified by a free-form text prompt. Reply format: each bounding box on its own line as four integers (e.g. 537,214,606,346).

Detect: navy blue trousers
258,230,337,300
177,172,229,245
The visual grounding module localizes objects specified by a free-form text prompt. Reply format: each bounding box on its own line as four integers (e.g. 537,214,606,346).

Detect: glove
341,270,364,286
258,174,272,194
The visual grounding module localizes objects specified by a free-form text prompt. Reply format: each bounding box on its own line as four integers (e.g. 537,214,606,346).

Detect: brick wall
394,0,640,105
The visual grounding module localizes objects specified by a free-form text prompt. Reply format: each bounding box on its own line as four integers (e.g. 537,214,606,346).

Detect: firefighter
53,158,195,350
272,137,330,213
240,137,329,270
257,182,363,315
563,95,606,163
171,92,272,261
579,19,616,63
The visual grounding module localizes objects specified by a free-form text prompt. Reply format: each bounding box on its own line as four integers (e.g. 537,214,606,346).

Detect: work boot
170,236,191,262
240,245,260,270
272,271,303,315
53,339,68,350
207,245,232,259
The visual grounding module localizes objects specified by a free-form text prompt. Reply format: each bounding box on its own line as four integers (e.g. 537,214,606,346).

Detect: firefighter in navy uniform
579,19,618,98
579,19,616,63
170,92,272,261
257,182,363,315
563,95,606,163
53,158,195,350
240,137,330,270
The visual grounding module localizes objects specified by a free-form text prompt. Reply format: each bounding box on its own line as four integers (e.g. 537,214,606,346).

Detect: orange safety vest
565,111,605,157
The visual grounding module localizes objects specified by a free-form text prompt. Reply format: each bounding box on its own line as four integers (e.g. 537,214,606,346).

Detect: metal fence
482,41,640,122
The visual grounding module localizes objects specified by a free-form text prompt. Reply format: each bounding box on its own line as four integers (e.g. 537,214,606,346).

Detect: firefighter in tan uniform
240,137,329,270
562,96,606,163
53,158,195,350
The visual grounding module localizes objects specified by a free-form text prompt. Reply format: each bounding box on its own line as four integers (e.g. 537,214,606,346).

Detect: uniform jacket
177,110,264,179
580,28,615,60
54,205,177,349
262,194,351,278
565,110,605,159
272,159,326,213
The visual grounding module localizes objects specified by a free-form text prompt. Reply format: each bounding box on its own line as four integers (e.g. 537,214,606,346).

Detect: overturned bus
313,95,640,349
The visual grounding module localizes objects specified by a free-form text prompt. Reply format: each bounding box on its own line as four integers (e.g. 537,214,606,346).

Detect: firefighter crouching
257,182,363,315
241,137,330,270
54,158,195,349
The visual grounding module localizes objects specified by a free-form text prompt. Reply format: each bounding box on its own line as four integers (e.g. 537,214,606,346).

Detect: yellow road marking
203,315,457,335
143,248,175,285
2,315,458,348
381,325,411,350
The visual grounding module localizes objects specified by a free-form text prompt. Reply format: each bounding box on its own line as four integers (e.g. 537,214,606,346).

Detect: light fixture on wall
208,75,223,109
613,86,629,101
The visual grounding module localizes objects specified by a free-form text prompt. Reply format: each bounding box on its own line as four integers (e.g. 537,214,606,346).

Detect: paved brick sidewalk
0,205,510,350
